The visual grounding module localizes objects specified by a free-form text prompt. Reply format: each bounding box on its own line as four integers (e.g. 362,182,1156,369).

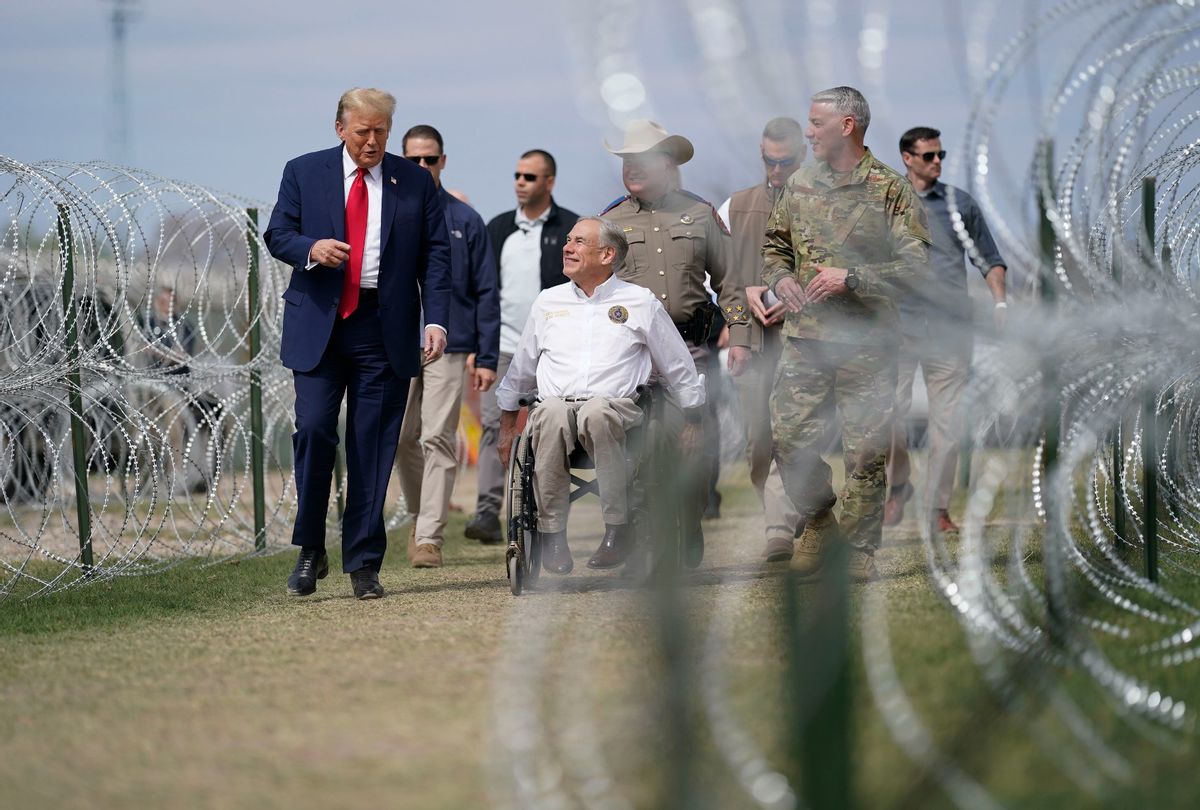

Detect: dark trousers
290,298,410,572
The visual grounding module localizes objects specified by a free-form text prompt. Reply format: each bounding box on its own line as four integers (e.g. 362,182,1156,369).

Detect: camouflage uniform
603,190,750,551
762,148,931,552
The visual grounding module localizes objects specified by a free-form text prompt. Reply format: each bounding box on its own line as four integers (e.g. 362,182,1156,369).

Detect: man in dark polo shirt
465,150,579,544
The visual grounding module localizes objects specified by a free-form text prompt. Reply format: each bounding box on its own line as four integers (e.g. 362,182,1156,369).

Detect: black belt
357,288,380,306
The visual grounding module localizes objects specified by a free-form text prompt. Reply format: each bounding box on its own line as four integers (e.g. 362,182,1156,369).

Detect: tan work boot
762,536,794,563
847,547,879,583
791,510,839,576
411,543,443,568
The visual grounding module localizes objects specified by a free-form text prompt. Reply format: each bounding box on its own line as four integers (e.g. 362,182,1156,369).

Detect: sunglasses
908,150,946,162
406,155,441,166
762,154,798,168
514,172,540,182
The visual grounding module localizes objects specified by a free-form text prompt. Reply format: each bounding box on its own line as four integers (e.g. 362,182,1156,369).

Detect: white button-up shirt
496,274,705,411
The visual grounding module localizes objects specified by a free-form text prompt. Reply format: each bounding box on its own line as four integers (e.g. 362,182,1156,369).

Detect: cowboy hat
604,119,694,165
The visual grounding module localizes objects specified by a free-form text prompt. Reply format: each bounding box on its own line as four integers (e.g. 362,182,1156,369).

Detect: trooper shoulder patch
600,195,630,215
608,305,629,324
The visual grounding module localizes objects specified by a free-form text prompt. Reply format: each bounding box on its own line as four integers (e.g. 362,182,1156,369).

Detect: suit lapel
327,147,346,241
379,154,397,257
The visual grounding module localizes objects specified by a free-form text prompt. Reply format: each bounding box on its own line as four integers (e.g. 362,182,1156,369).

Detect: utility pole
106,0,140,164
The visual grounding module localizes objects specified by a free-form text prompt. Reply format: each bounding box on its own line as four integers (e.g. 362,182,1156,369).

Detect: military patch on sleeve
608,305,629,324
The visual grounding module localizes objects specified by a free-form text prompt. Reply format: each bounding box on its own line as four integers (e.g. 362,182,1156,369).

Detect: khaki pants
474,351,513,521
397,352,468,548
733,329,800,540
530,397,643,533
886,339,970,513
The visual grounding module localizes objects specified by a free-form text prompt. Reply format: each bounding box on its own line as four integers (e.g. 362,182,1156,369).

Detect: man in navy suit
264,87,452,600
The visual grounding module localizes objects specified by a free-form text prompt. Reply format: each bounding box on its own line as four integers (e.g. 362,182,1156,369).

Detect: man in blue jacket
264,88,451,600
397,125,501,568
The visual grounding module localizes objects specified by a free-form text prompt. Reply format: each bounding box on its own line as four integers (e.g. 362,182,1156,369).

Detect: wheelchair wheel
505,430,539,595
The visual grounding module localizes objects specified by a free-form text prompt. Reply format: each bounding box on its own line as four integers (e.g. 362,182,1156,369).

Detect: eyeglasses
406,155,441,166
908,150,946,162
514,172,540,182
762,154,798,168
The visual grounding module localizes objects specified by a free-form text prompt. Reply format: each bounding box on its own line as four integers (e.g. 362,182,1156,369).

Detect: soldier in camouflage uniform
600,119,752,568
762,87,931,582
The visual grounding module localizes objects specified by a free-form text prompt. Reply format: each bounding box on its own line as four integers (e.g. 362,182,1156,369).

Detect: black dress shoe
588,523,634,569
350,569,384,600
464,513,504,544
683,520,704,569
287,547,329,596
540,530,573,575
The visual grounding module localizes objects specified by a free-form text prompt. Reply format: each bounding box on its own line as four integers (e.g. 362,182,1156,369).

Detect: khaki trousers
473,351,512,521
733,329,800,540
530,397,644,533
397,352,468,547
886,339,970,513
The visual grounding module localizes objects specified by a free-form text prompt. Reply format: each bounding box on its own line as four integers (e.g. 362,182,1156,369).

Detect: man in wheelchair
496,216,705,574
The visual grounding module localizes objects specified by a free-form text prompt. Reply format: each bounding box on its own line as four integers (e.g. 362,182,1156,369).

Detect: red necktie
339,167,367,318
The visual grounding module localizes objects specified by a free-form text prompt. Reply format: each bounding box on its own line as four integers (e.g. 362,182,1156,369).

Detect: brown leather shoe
762,536,794,563
588,523,633,569
411,543,443,568
935,510,960,534
883,482,912,527
541,530,573,575
847,547,879,583
791,510,839,576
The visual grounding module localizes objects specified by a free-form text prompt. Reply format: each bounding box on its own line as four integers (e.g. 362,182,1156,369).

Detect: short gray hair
811,86,871,135
336,88,396,127
578,216,629,271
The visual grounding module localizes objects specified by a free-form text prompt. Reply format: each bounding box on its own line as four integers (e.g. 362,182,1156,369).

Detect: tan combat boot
847,547,879,583
790,510,839,576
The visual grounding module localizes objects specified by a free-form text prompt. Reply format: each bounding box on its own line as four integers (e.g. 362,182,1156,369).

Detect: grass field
1,464,1197,809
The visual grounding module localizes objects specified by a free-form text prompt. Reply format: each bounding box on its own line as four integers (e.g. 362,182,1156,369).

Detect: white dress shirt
307,147,381,287
496,274,705,411
498,205,550,355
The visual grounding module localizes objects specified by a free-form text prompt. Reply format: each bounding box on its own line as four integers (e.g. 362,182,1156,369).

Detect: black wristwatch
844,269,860,292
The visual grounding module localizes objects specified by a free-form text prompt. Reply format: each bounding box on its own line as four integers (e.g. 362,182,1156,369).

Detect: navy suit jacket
264,145,452,378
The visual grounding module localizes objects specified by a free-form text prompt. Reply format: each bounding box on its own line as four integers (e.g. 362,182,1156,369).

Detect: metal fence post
56,203,94,572
1037,140,1068,642
1140,178,1158,581
246,208,267,551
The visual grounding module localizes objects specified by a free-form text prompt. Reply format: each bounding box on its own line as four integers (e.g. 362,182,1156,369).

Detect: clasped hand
774,266,851,312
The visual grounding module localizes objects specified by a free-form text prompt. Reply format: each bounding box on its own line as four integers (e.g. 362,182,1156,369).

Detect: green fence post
56,204,94,572
246,208,267,551
1111,249,1126,549
1141,178,1158,582
1037,140,1068,641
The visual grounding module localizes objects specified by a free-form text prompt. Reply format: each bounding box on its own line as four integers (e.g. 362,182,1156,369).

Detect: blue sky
3,1,1030,223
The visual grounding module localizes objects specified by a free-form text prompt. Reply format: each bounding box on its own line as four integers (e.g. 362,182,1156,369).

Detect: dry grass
1,463,1197,809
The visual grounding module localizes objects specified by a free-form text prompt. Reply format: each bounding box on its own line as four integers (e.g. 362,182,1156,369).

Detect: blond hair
336,88,396,127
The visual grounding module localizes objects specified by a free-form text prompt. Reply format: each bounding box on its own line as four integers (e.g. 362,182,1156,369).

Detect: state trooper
762,87,932,583
600,119,751,568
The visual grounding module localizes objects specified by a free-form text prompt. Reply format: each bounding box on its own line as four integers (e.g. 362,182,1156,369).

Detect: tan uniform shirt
602,190,751,348
725,183,782,352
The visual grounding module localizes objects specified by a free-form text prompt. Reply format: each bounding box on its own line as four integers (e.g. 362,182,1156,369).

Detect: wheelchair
504,384,685,596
